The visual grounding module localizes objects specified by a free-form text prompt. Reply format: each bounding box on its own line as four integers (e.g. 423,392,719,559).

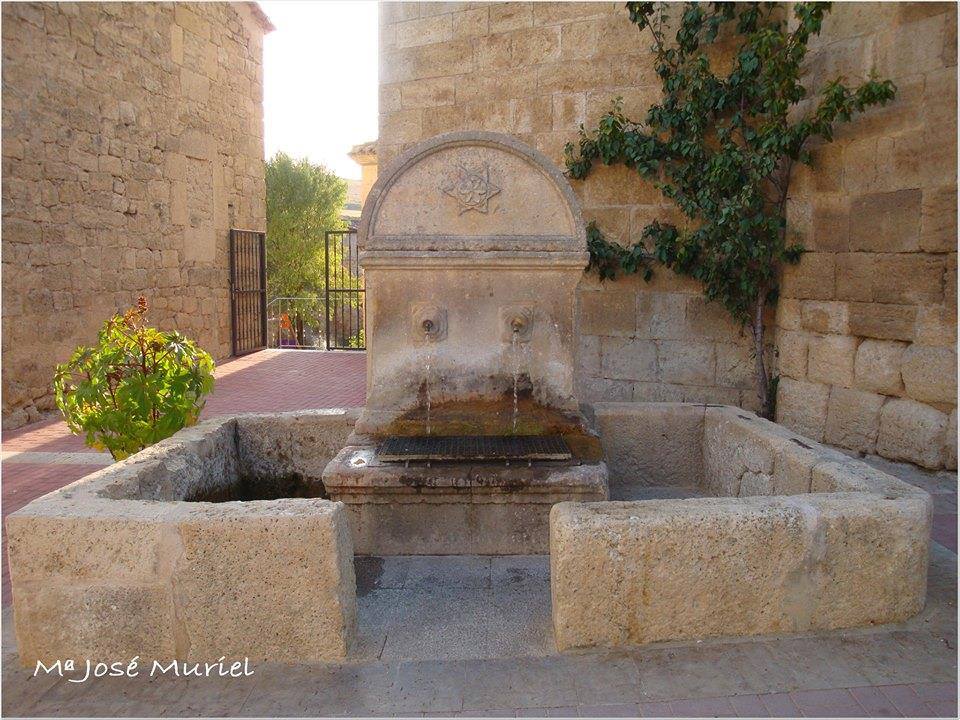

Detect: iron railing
266,296,327,349
229,229,267,356
325,230,365,350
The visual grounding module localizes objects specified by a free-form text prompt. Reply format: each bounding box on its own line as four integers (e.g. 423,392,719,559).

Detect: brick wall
2,2,269,428
377,1,957,468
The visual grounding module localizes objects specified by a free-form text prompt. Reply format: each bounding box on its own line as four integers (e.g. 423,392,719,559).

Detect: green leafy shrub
54,298,216,460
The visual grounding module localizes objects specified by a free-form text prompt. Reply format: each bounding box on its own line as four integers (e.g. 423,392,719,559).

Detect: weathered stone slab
552,402,932,651
324,445,608,554
173,500,356,662
590,402,704,488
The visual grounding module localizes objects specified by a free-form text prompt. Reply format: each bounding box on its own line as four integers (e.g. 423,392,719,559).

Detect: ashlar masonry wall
2,2,269,428
378,1,769,413
776,2,957,469
377,1,958,469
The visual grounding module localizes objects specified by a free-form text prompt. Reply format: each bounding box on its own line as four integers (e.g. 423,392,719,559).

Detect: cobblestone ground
1,348,957,717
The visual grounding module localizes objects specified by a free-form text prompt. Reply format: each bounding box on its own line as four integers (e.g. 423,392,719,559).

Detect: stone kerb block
854,339,906,395
900,345,958,404
551,402,931,651
807,334,857,387
235,408,361,481
823,387,884,454
776,377,830,442
877,398,950,469
6,412,358,666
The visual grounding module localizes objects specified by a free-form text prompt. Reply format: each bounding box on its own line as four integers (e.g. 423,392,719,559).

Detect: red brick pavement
1,349,367,605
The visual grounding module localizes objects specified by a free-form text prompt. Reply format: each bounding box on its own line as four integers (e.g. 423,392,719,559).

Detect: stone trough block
6,410,361,667
551,403,932,651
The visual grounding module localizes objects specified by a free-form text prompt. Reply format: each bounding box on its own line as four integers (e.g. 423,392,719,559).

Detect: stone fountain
322,132,609,554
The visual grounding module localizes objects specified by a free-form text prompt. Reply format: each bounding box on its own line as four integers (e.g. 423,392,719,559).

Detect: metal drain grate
377,435,572,462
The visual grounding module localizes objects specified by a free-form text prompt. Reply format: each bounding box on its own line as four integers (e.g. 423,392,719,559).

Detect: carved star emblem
440,162,501,214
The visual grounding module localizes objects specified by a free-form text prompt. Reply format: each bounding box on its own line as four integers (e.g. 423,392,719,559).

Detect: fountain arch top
353,131,590,434
358,131,588,257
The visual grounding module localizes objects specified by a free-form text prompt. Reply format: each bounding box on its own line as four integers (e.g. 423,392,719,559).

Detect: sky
261,1,379,180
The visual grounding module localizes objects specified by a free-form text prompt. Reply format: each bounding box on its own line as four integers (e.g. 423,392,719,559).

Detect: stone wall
776,3,957,469
377,1,957,468
2,2,269,428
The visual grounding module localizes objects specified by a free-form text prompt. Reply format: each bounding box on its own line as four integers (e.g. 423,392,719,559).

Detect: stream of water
511,330,520,434
424,355,432,436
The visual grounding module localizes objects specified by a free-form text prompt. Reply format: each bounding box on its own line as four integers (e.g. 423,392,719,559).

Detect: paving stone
889,631,960,683
932,514,958,552
878,684,935,717
461,657,579,710
376,586,554,661
727,694,768,717
758,692,802,717
401,556,492,590
0,667,64,717
836,634,928,685
636,644,754,701
356,556,402,594
566,654,641,704
467,710,516,717
729,642,809,695
926,700,959,717
636,701,674,717
789,687,868,717
385,660,466,714
489,555,550,589
549,707,579,717
848,685,905,717
771,636,874,691
669,696,737,717
298,663,400,716
577,702,641,717
910,681,958,703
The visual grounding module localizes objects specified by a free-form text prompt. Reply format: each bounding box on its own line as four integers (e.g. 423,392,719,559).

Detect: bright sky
261,1,379,180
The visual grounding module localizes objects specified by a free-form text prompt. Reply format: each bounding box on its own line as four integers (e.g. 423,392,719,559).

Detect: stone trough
7,403,932,665
6,410,360,667
4,130,933,665
552,402,932,651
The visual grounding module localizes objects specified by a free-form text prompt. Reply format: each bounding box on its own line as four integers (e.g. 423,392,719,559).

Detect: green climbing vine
566,2,896,418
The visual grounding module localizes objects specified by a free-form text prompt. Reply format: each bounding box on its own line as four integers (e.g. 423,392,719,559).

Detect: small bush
54,297,215,460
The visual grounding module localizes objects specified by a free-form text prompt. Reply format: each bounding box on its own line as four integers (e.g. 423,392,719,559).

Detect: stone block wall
377,1,957,468
1,2,269,428
776,2,957,469
378,1,767,411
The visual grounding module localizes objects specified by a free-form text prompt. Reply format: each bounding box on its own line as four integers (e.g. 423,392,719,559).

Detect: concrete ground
1,349,957,717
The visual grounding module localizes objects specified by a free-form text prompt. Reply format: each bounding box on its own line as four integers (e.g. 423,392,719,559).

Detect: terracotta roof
247,2,275,33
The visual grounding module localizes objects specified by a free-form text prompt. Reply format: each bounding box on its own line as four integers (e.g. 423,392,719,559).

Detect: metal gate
229,228,267,356
324,230,365,350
